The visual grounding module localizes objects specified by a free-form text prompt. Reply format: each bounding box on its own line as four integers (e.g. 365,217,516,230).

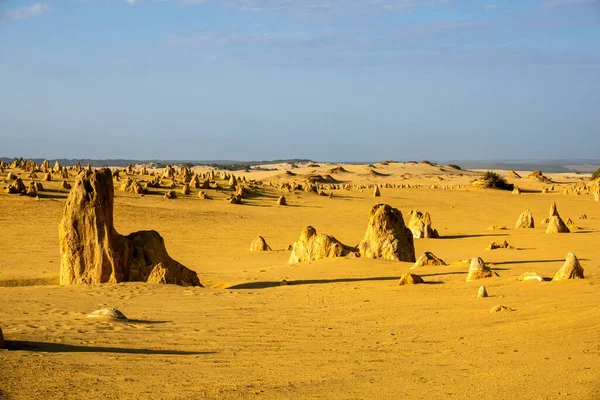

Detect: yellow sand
0,162,599,399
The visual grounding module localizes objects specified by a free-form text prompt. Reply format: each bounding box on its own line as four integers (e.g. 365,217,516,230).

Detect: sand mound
250,236,272,252
59,169,201,286
289,226,357,264
515,209,534,229
397,273,424,286
552,253,584,281
528,170,552,183
545,202,570,234
508,170,521,179
412,252,446,269
361,169,390,177
328,166,351,174
373,186,381,197
358,204,416,262
466,257,497,282
490,305,514,313
408,210,439,239
306,174,339,184
87,308,128,321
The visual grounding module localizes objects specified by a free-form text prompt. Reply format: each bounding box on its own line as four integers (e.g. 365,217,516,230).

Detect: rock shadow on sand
5,340,214,355
493,258,587,266
226,275,455,289
441,233,509,239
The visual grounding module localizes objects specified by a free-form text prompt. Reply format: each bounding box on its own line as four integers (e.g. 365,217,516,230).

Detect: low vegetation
475,171,514,190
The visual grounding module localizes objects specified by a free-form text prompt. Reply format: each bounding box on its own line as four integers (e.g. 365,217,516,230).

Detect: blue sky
1,0,599,161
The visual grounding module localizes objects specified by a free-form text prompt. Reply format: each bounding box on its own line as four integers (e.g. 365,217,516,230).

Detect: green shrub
478,171,514,190
591,168,600,180
448,164,462,170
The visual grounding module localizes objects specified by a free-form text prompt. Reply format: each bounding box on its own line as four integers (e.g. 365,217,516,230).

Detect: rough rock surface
408,210,439,239
411,252,446,269
288,226,357,264
477,286,488,298
485,240,512,251
59,169,201,286
277,195,287,206
250,236,272,252
466,257,497,282
515,209,534,229
518,272,543,282
545,202,570,234
358,204,416,262
87,308,128,321
552,253,584,281
398,273,424,286
490,305,514,313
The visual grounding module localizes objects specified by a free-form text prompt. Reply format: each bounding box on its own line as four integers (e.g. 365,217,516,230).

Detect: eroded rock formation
250,236,272,252
412,252,446,269
408,210,439,239
515,209,534,229
358,204,415,262
288,226,357,264
552,253,584,281
466,257,497,282
59,169,201,286
546,202,570,234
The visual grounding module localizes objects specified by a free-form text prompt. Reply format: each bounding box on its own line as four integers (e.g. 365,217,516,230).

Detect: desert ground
0,161,599,399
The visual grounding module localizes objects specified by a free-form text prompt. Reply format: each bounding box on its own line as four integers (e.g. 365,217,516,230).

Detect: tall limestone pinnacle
59,169,201,286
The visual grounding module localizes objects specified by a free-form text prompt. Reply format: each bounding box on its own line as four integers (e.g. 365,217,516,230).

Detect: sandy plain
0,161,599,399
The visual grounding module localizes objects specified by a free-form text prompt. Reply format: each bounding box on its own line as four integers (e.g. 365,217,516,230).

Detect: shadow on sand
226,272,465,290
5,340,215,355
441,233,509,239
493,258,587,266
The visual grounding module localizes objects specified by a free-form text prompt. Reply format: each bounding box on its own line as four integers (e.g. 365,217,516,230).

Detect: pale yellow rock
518,272,543,282
490,305,514,313
358,204,415,262
477,286,488,298
250,236,272,252
514,210,534,229
552,253,584,281
411,252,446,269
59,169,201,286
466,257,497,282
289,226,357,264
408,210,439,239
398,273,424,286
87,308,128,321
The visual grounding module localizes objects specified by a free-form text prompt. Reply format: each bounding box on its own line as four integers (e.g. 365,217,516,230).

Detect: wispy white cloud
545,0,598,7
178,0,457,17
484,4,497,11
5,2,50,20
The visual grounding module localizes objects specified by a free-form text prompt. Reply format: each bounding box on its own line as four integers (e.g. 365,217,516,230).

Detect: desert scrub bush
475,171,514,190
